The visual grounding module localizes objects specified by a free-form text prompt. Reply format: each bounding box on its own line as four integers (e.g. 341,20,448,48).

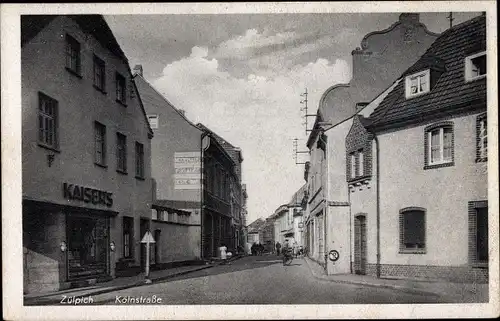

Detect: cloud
152,42,351,221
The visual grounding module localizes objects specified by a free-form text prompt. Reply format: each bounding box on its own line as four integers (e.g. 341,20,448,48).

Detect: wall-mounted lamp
110,241,116,252
47,154,55,167
60,241,67,252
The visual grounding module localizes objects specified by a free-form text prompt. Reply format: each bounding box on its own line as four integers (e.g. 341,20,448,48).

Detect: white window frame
147,114,158,129
350,153,356,179
479,117,487,159
465,51,486,82
357,150,364,177
405,69,430,99
427,127,453,165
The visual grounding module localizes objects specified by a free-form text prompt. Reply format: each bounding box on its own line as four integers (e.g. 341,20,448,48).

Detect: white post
145,234,152,284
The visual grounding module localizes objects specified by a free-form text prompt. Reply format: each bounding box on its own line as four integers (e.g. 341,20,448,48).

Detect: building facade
304,13,439,274
22,15,153,293
348,15,488,282
133,67,203,265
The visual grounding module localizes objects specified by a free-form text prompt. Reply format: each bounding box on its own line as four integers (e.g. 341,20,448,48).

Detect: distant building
22,15,153,293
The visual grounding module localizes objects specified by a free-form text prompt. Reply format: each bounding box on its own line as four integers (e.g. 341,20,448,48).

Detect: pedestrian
275,242,281,256
219,243,228,264
251,242,257,256
292,241,298,258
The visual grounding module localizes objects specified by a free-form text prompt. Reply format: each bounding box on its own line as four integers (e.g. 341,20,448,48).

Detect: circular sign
328,250,340,262
298,222,304,228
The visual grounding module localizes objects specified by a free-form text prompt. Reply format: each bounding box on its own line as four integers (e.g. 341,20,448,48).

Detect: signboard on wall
174,152,201,190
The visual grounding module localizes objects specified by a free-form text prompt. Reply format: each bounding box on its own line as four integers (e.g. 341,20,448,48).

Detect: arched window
399,207,426,253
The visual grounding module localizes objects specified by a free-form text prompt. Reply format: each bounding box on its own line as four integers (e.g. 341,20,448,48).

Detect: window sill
95,162,108,169
116,169,128,175
475,157,488,163
347,175,372,184
399,249,426,254
38,143,61,153
424,161,454,170
65,67,82,79
135,175,145,181
470,262,488,268
116,99,127,107
405,90,430,100
465,74,486,83
93,84,107,95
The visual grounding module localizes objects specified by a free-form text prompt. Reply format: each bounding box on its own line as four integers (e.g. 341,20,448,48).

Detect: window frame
135,141,145,179
424,122,454,170
115,72,127,105
65,34,81,76
122,217,133,259
38,92,59,151
465,51,486,82
147,114,159,129
94,121,107,167
405,69,430,99
357,149,364,177
399,207,426,254
93,54,106,93
116,132,127,174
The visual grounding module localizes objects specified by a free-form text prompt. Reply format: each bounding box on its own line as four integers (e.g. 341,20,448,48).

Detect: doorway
354,214,367,275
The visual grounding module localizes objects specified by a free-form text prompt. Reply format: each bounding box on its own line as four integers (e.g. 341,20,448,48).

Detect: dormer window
465,52,486,82
405,69,430,99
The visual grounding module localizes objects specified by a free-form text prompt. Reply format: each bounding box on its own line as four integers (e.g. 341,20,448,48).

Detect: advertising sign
174,152,201,190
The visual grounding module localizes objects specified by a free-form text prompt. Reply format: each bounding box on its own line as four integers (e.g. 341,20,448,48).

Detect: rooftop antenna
447,12,454,29
293,138,309,165
300,88,316,135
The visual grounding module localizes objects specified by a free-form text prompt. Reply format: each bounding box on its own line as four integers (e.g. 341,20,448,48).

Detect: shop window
405,69,430,99
93,55,106,92
122,217,133,258
424,122,454,169
465,52,486,81
94,121,106,166
65,34,81,76
135,142,144,179
476,113,487,162
399,207,426,253
116,132,127,173
116,72,126,105
38,92,58,149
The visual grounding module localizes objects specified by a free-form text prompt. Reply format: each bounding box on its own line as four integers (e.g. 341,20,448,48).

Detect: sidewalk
24,254,244,305
303,256,488,303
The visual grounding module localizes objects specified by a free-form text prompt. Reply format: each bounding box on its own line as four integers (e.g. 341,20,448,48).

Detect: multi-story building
305,13,439,273
271,185,306,250
22,15,153,293
133,67,203,266
347,15,488,282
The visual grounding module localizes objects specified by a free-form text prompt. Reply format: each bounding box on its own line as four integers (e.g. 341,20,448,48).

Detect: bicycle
282,248,293,266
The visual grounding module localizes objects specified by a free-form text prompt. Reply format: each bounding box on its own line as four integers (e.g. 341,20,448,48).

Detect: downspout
348,181,353,274
319,131,328,271
374,133,381,279
200,131,209,260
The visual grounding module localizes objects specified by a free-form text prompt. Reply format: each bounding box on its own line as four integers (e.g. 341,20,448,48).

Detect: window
425,123,454,169
349,149,365,180
477,114,487,161
116,73,126,104
123,217,133,258
38,93,58,149
168,211,176,222
65,34,81,75
399,208,426,253
93,55,106,92
135,142,144,178
357,150,364,177
94,121,106,166
147,115,158,129
151,209,158,220
405,69,430,98
116,133,127,173
465,52,486,81
350,153,356,179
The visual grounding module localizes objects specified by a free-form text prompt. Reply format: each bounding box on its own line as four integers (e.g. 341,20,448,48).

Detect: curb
24,264,214,306
303,257,441,298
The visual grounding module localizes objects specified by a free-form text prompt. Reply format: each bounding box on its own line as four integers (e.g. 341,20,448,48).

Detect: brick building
21,15,153,293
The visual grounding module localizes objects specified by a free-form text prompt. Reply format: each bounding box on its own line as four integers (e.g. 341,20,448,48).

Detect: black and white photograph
1,2,498,320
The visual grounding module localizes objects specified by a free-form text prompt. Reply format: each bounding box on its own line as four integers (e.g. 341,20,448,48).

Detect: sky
105,12,481,224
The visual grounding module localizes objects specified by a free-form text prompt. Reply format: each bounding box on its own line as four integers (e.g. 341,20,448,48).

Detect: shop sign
63,183,113,207
174,152,201,190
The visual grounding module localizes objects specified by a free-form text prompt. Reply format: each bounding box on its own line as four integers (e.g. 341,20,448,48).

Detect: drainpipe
348,181,353,274
200,131,209,260
373,133,381,279
319,130,328,271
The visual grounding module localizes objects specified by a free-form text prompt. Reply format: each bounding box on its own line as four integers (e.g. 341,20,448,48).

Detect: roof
21,15,127,61
246,218,266,231
153,200,200,213
369,15,486,129
288,184,307,207
196,123,238,150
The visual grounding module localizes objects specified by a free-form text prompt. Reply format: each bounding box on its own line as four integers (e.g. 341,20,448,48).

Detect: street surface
88,255,453,304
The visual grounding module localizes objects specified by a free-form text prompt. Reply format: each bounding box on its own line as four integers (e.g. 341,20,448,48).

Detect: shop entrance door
67,215,109,279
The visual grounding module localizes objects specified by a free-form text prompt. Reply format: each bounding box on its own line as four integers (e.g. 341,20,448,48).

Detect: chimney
133,64,143,77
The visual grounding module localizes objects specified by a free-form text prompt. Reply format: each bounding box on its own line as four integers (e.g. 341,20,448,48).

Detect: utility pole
300,88,316,135
447,12,454,29
293,138,309,165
